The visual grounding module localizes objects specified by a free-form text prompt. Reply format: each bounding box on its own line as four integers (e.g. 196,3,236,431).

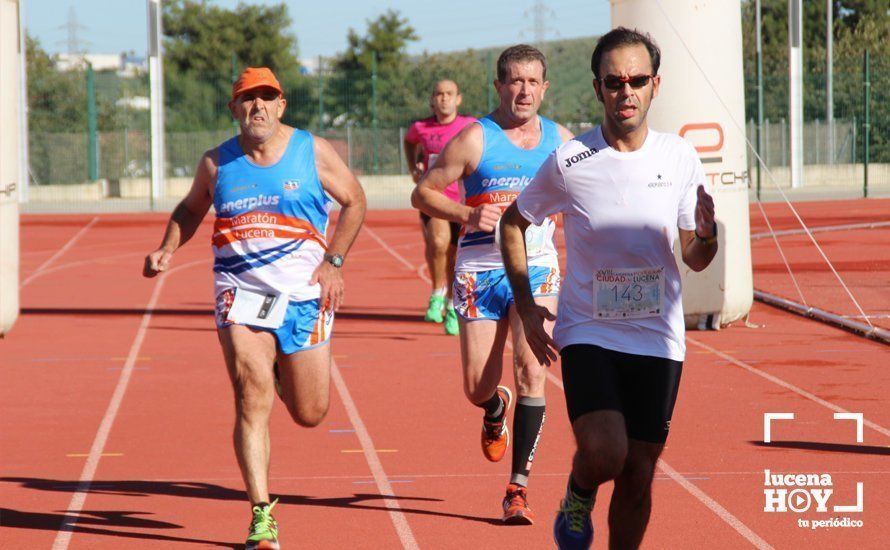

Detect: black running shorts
419,211,460,246
560,343,683,444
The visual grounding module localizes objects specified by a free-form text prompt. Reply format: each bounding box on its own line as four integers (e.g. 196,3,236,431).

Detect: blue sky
26,0,610,60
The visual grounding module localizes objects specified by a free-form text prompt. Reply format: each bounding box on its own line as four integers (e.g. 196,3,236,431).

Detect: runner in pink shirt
404,79,476,335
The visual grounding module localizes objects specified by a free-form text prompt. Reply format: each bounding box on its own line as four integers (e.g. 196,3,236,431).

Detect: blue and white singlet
457,115,562,272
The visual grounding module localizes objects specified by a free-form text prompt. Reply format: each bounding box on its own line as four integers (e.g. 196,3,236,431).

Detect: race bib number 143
594,267,665,319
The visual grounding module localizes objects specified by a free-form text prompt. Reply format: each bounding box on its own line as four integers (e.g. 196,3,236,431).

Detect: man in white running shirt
499,28,717,550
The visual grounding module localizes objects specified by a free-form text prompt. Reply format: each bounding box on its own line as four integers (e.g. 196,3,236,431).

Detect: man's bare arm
403,137,423,184
556,123,575,144
143,150,215,277
411,124,500,232
316,136,366,258
499,203,558,365
312,135,367,310
680,186,718,272
500,203,533,308
679,229,718,272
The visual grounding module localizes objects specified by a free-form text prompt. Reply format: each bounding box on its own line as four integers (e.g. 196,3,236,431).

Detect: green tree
835,0,890,30
394,37,601,127
539,37,600,125
741,0,889,160
833,15,890,161
329,10,419,127
400,49,490,123
26,35,86,133
26,34,153,184
26,35,93,184
162,0,308,131
335,9,418,74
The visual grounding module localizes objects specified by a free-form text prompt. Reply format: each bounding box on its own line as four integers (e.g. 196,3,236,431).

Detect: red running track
1,208,887,549
750,198,890,331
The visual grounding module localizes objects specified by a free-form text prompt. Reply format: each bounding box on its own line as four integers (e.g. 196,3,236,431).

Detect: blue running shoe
553,485,593,549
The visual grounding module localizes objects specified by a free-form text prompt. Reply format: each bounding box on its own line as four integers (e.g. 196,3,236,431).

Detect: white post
147,0,166,208
781,117,787,167
17,0,27,202
788,0,804,187
764,118,770,166
826,0,834,164
815,119,820,164
399,127,406,174
610,0,753,327
756,0,763,185
0,0,22,335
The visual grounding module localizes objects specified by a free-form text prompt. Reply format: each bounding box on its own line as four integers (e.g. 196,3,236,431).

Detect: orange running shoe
502,483,534,525
481,385,513,462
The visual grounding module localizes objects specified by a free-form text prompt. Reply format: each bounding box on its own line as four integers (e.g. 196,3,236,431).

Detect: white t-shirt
515,126,702,361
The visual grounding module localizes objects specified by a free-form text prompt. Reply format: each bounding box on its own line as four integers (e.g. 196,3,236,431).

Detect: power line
56,6,90,55
523,0,559,48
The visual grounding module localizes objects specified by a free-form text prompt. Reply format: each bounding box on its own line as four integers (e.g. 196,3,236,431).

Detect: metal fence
746,118,858,168
29,126,410,183
23,51,889,211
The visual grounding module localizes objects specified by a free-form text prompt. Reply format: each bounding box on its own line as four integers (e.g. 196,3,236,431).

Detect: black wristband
695,223,718,244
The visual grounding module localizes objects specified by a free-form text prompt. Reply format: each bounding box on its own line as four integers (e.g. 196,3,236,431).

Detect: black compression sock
570,475,595,501
510,396,545,486
478,391,504,420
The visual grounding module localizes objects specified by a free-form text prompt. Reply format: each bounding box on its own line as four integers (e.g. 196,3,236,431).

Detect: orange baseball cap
231,67,283,100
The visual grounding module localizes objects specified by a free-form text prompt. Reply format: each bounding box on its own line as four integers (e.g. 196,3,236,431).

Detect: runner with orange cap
143,67,367,550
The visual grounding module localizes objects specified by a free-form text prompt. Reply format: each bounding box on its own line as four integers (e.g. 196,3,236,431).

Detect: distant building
120,55,147,77
55,52,148,76
115,96,150,110
299,57,320,75
56,53,119,71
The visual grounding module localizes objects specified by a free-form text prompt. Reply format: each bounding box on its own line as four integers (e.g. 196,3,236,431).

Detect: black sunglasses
240,89,282,102
599,74,655,91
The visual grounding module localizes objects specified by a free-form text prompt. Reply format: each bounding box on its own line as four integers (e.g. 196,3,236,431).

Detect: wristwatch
695,223,718,245
324,253,344,268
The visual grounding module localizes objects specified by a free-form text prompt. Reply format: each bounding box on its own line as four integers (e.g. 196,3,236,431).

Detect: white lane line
21,251,146,286
363,225,419,273
22,217,99,287
74,469,890,486
657,460,774,550
687,337,890,439
52,259,206,550
348,240,419,259
21,237,158,257
750,220,890,240
417,261,436,285
543,368,772,549
330,360,419,550
367,221,772,548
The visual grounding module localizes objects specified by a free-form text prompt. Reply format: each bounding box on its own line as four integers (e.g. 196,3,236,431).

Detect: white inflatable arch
611,0,753,327
0,0,22,336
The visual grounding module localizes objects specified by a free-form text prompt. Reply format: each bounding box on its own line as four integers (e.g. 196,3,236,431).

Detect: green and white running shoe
444,305,459,336
424,294,445,323
246,498,280,550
